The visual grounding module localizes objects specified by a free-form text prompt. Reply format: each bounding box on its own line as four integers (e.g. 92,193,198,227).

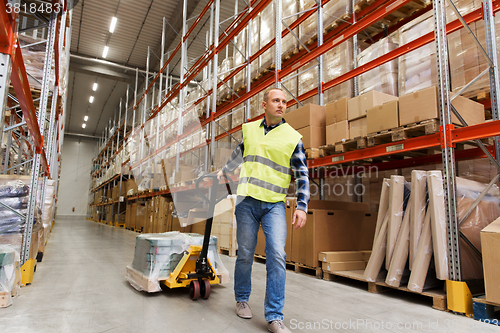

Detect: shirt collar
260,117,285,130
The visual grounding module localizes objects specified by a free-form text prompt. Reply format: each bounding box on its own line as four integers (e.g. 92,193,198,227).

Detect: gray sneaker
236,301,252,319
267,320,291,333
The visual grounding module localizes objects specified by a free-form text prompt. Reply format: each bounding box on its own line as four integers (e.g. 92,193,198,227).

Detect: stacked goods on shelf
259,0,299,72
283,104,326,149
323,40,354,104
325,98,349,144
481,216,500,304
448,13,500,96
217,57,234,104
0,180,42,262
298,0,353,45
18,33,53,90
0,245,21,308
357,35,399,96
362,171,500,293
398,0,484,96
398,85,485,126
126,232,229,292
347,91,398,139
366,100,399,134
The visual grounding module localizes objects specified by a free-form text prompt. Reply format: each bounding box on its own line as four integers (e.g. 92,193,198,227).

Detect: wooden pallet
324,13,352,34
282,47,299,61
305,148,324,160
473,296,500,326
462,87,490,102
321,137,367,155
323,270,447,311
116,223,125,228
219,246,237,257
367,119,439,147
356,0,430,43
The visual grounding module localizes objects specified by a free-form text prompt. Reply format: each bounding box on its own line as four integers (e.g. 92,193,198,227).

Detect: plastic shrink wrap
357,36,399,96
259,0,299,72
398,0,484,96
324,41,354,103
126,232,229,293
0,245,21,308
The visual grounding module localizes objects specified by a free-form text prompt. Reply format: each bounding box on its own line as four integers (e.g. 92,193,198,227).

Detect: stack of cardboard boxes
255,199,377,268
283,104,326,149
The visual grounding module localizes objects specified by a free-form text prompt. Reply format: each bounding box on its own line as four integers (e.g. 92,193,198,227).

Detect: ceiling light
89,96,94,103
102,46,109,58
82,123,86,128
84,115,88,121
92,83,98,91
109,17,118,33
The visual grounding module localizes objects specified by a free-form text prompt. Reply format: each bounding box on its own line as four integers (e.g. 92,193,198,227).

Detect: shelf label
386,144,404,152
332,156,344,162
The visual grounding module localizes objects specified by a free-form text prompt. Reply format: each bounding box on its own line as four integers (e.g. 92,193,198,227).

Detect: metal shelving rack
89,0,500,294
0,0,69,269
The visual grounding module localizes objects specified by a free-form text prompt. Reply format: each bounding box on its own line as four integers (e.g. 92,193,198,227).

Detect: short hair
263,88,286,102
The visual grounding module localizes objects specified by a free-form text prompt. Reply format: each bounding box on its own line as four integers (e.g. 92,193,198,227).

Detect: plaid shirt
222,117,310,212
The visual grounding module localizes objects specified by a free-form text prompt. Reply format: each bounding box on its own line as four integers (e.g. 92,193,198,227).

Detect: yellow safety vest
237,120,302,202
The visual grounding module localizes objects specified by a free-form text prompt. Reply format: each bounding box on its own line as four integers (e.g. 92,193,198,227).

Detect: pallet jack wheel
190,280,200,300
201,279,211,299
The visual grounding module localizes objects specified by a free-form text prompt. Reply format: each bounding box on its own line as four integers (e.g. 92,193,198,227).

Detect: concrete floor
0,217,498,333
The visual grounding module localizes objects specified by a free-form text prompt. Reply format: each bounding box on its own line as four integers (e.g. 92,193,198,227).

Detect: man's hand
217,169,224,181
292,209,307,229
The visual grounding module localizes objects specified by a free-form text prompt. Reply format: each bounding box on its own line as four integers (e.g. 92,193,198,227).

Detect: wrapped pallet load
323,40,354,103
0,245,22,308
357,35,399,96
126,232,229,292
398,0,484,96
298,0,353,44
259,0,299,72
217,57,234,104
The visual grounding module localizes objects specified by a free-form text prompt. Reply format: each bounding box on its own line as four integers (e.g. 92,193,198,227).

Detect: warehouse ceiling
67,0,237,139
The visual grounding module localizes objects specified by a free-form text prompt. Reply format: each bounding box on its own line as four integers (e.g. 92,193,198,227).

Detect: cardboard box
308,200,370,212
318,251,364,263
326,120,349,144
125,179,138,195
481,217,500,304
326,98,348,125
367,100,399,134
399,86,485,126
347,90,398,120
322,261,367,272
362,250,372,262
298,125,326,149
349,117,367,139
284,104,326,130
135,204,146,232
285,197,296,258
291,209,377,267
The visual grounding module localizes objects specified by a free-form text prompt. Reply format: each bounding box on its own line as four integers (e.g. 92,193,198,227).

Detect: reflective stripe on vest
237,120,302,202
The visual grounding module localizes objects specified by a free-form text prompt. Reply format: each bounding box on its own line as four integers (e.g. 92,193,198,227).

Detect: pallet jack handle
195,173,234,276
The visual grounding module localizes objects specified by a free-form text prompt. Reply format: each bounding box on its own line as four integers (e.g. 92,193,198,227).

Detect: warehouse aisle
0,217,497,333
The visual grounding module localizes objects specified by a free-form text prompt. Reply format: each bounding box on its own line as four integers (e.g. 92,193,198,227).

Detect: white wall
57,136,96,216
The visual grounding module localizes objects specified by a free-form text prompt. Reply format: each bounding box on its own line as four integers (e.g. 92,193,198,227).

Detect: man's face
263,89,287,121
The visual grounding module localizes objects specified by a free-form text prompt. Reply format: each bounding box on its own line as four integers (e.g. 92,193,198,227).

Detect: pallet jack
161,173,234,300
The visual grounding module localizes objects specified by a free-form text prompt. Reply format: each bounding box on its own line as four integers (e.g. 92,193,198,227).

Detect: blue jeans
234,196,287,322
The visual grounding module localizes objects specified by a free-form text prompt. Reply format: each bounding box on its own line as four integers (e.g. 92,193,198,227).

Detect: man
217,88,310,333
